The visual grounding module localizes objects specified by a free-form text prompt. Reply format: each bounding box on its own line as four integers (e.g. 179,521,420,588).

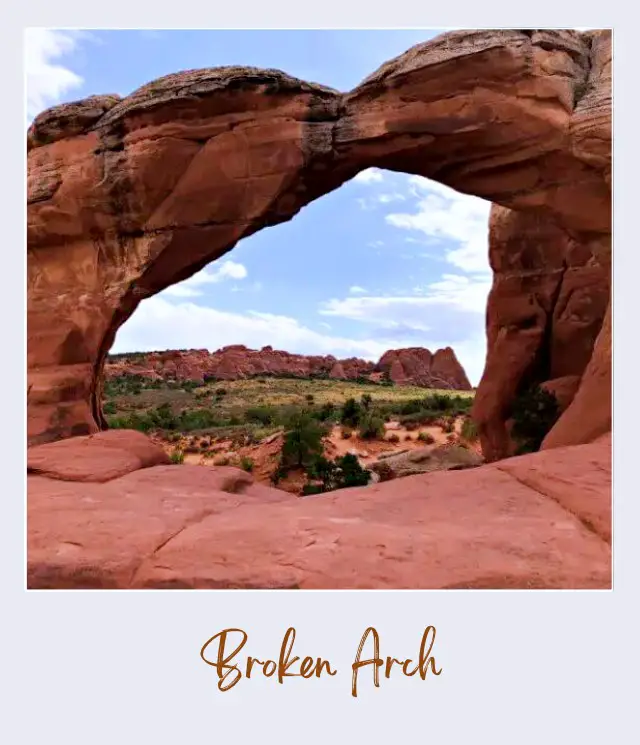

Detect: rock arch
27,29,611,457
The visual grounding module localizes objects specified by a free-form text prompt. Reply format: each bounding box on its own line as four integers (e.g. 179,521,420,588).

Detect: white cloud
353,168,384,184
319,270,492,384
386,176,491,275
377,193,405,204
417,273,491,314
161,260,248,298
111,296,399,362
322,273,490,323
25,29,86,120
349,285,368,294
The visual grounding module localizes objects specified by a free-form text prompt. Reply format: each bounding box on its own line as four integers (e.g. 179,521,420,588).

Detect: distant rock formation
104,344,473,390
377,347,471,389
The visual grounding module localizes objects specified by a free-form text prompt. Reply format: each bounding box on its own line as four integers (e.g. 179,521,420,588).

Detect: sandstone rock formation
371,443,482,480
27,430,611,589
378,347,471,389
472,205,609,460
27,29,611,456
105,344,472,388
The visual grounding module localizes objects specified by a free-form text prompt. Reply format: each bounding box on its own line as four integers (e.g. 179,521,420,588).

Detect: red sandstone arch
27,29,611,458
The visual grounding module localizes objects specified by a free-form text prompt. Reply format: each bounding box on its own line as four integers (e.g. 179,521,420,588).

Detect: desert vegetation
509,385,560,454
101,374,486,494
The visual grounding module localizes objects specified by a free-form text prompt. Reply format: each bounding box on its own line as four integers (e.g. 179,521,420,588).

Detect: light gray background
7,2,636,742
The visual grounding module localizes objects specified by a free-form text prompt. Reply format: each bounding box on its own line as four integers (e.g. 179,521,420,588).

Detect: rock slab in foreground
27,432,611,590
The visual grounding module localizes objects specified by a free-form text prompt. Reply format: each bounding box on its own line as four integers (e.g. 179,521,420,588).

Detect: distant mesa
105,345,473,390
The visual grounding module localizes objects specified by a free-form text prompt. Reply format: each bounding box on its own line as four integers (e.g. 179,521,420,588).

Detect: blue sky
26,29,494,384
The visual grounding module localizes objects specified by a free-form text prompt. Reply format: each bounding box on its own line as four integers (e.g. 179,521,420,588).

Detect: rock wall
27,29,611,448
105,344,473,389
473,205,609,460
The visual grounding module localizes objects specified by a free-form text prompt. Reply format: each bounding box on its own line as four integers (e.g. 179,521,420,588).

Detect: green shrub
303,453,371,494
359,412,385,440
417,431,435,445
460,417,478,442
103,401,117,415
170,449,185,464
239,456,254,473
361,393,373,410
181,380,200,392
315,402,336,422
340,397,361,428
335,453,371,488
301,483,325,496
398,410,439,427
244,406,276,426
423,393,454,412
510,385,560,454
280,409,326,471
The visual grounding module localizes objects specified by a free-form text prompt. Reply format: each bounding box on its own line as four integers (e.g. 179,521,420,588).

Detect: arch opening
27,28,612,458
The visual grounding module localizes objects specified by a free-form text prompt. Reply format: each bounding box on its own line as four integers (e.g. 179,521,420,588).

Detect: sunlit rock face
27,29,611,450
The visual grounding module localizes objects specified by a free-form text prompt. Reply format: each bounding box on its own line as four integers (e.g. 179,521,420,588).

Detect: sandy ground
326,422,455,463
163,417,481,495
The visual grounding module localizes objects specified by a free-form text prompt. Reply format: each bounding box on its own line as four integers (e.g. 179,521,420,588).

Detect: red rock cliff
105,344,473,389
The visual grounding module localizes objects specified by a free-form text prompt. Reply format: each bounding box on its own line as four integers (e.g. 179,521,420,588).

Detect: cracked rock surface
27,430,611,589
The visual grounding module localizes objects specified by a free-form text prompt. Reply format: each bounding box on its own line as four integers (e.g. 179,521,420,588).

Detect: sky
25,28,495,385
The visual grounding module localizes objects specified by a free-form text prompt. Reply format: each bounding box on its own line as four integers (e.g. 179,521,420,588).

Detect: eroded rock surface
27,432,611,589
473,204,609,460
377,347,471,389
104,344,472,388
371,443,483,480
27,29,611,450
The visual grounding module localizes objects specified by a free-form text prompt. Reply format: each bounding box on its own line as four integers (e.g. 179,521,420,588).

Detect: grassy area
103,374,475,441
185,377,471,408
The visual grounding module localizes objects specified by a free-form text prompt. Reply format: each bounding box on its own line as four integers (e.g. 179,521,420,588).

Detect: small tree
341,397,361,428
359,411,385,440
335,453,371,488
361,393,373,410
280,409,326,470
510,385,560,454
304,453,371,494
318,402,336,421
